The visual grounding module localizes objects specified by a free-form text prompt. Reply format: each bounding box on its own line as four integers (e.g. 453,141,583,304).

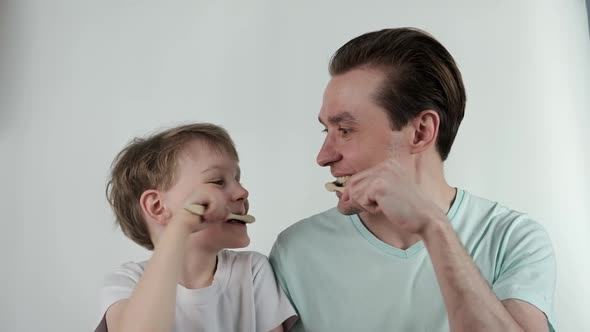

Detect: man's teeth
336,176,350,185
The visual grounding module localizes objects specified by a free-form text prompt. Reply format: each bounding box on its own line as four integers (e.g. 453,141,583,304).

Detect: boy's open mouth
184,204,256,224
227,219,247,225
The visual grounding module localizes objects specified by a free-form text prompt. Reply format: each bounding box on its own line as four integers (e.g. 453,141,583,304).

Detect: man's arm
344,159,552,332
422,217,547,332
503,299,549,331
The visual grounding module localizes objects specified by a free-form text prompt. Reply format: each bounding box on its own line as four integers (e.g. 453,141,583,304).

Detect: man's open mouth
332,176,351,187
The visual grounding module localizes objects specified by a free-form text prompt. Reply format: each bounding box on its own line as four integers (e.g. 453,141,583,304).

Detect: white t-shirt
95,250,297,332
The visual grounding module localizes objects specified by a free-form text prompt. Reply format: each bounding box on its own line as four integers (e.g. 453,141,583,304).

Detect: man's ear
139,189,171,225
409,110,440,154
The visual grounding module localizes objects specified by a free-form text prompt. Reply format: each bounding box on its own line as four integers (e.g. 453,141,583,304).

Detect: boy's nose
233,184,249,214
233,183,249,202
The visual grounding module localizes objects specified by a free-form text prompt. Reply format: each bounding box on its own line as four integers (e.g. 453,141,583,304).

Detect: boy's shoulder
99,260,149,293
222,249,266,261
105,260,148,280
221,250,270,273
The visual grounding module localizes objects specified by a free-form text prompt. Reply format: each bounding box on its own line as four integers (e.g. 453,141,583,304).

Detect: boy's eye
209,179,225,186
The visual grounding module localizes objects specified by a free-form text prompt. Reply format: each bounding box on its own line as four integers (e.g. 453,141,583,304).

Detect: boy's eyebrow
202,165,241,179
318,111,358,126
201,165,221,174
201,165,222,174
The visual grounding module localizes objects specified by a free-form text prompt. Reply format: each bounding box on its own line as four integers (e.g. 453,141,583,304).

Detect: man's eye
321,128,328,133
339,128,351,135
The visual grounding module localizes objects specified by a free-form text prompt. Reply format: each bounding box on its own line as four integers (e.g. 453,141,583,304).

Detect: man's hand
341,158,446,235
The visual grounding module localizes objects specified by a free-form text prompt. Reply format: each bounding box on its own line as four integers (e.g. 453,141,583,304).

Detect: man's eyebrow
318,111,358,126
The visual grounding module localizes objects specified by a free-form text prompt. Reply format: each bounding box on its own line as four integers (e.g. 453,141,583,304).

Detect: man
269,28,555,332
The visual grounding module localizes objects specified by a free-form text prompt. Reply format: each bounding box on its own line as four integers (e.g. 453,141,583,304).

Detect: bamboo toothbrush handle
184,204,256,224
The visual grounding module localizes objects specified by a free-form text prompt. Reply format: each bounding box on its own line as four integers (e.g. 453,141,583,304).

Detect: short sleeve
94,262,143,332
269,237,292,304
492,217,556,331
252,253,297,331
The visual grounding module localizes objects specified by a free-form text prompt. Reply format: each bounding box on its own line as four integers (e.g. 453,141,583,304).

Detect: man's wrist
420,212,451,243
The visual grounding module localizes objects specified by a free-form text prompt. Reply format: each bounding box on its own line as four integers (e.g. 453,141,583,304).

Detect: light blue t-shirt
270,189,556,332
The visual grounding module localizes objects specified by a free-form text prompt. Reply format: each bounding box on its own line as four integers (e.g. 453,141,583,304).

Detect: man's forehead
325,68,385,97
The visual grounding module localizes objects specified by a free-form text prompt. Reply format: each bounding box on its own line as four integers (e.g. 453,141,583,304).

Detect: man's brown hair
106,123,239,250
329,27,466,161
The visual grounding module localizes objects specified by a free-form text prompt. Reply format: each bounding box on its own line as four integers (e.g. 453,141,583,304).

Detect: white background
1,1,589,331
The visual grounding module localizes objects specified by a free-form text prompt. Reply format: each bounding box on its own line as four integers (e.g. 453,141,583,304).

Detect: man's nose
317,136,342,167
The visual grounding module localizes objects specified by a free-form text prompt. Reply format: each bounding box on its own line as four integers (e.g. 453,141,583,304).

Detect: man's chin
336,202,362,216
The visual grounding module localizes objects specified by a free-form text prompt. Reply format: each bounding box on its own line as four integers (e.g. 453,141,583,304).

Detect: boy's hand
171,191,230,233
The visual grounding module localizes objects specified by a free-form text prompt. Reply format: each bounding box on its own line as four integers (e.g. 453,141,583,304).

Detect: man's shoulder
276,207,344,242
460,189,548,236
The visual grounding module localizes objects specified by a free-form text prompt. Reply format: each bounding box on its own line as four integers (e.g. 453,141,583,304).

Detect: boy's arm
101,187,228,332
105,219,192,332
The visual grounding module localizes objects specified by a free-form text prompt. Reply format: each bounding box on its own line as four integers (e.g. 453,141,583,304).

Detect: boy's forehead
182,139,234,158
202,164,241,177
180,141,239,170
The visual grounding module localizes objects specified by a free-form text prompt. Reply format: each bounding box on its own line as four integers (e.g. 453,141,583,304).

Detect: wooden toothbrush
325,181,345,193
184,204,256,224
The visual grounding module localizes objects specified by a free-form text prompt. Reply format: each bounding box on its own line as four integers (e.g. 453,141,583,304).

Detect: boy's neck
177,249,219,289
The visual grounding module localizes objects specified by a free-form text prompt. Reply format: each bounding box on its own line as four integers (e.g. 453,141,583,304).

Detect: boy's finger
203,197,230,222
184,204,205,215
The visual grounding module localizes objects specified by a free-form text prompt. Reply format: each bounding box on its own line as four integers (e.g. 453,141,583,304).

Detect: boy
95,123,297,332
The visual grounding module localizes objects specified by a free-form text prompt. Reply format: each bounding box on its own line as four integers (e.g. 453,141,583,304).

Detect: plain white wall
1,1,588,331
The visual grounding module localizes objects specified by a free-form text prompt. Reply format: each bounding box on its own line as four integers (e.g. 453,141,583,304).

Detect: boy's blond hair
106,123,239,250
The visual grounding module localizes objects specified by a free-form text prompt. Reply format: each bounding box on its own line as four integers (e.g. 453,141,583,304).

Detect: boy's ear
140,189,171,225
409,110,439,155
